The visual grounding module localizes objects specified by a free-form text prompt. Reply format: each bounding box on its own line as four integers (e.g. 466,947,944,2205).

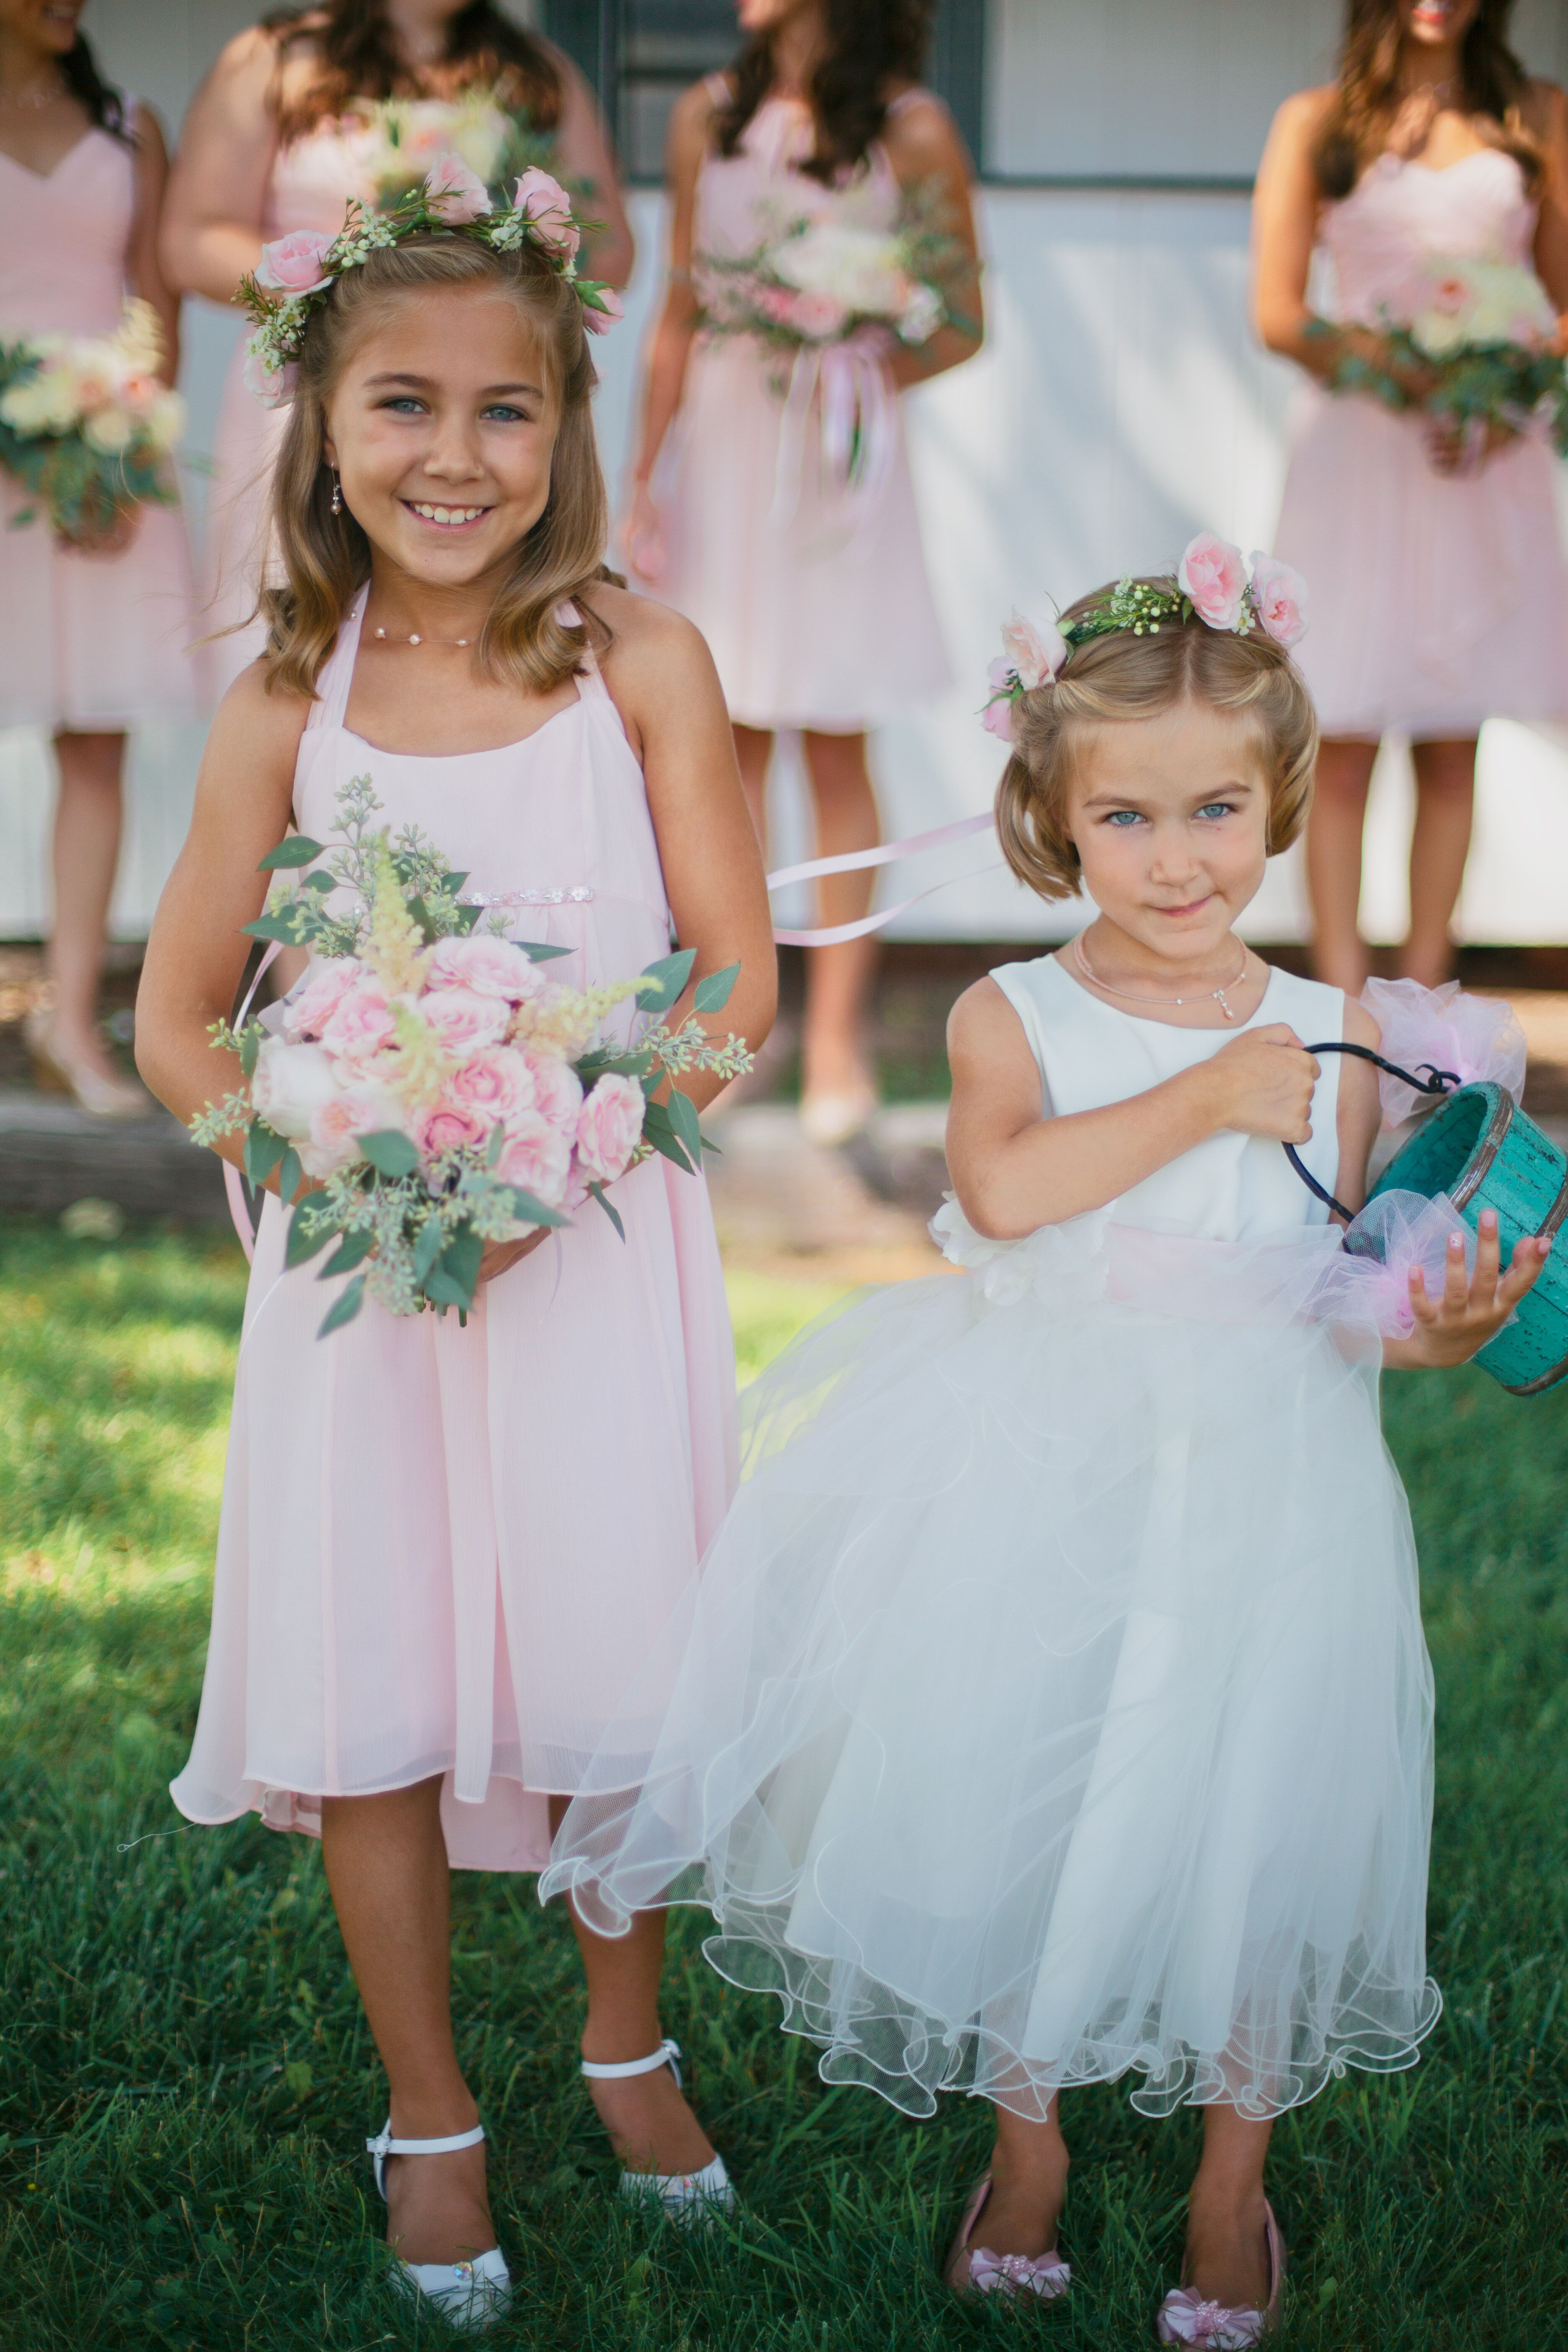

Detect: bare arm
1529,81,1568,333
127,106,181,381
879,89,984,389
159,28,282,305
629,79,711,490
1328,994,1382,1220
596,591,776,1110
945,977,1321,1237
135,665,309,1172
548,47,635,291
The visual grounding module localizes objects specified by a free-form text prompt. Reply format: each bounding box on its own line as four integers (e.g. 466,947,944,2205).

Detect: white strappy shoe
580,2037,736,2220
366,2118,512,2333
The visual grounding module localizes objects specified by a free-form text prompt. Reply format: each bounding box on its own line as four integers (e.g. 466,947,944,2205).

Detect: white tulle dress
543,955,1441,2122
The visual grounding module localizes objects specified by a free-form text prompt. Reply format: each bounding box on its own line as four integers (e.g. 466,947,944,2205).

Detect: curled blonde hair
258,232,612,699
995,579,1318,901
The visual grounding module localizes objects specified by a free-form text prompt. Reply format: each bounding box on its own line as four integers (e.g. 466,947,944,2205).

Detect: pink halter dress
170,592,739,1872
1272,148,1568,739
0,116,201,727
650,84,951,732
204,120,374,696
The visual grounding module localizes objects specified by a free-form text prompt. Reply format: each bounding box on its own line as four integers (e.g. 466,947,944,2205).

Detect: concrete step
0,1088,230,1223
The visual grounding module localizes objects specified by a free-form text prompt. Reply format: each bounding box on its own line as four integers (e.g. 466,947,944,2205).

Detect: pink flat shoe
1155,2200,1286,2347
942,2174,1071,2302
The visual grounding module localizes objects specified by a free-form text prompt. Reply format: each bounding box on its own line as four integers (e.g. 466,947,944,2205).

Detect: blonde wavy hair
258,232,612,700
995,579,1318,902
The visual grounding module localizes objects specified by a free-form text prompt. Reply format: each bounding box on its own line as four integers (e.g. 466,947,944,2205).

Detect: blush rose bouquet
0,297,187,537
191,776,752,1335
698,207,952,356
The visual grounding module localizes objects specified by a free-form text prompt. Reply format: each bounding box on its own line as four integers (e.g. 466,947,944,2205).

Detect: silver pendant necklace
1074,931,1250,1021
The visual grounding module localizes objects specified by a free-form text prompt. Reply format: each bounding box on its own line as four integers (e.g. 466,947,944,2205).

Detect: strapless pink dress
651,89,951,732
170,593,738,1872
204,121,374,695
0,120,201,727
1273,150,1568,739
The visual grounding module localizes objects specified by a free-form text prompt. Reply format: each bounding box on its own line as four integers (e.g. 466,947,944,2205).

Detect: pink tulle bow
968,2246,1070,2299
1157,2287,1266,2347
1360,979,1527,1129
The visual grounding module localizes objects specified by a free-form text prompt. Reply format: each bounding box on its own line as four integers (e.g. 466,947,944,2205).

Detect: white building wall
1,3,1564,944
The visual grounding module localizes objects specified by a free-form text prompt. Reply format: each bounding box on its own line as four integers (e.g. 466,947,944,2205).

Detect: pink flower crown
239,154,624,410
980,533,1309,743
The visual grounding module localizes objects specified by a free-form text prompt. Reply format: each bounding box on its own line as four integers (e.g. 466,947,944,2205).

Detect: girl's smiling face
1065,697,1271,965
322,284,559,589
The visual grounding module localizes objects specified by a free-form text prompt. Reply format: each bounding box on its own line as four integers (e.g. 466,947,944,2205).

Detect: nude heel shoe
1155,2199,1286,2347
25,1007,150,1119
580,2037,736,2220
942,2174,1072,2301
365,2118,512,2333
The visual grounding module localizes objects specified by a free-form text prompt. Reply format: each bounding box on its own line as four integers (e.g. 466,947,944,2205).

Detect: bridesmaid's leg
800,728,879,1121
319,1780,495,2266
1404,735,1477,989
48,727,128,1078
732,721,774,851
1181,2104,1274,2310
1304,736,1378,995
548,1798,717,2175
972,2095,1070,2258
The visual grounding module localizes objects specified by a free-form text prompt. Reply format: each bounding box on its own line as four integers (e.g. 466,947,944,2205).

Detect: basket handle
1282,1042,1460,1225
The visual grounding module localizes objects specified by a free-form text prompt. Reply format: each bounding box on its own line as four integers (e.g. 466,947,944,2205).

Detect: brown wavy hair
57,33,133,145
1314,0,1541,197
258,235,611,701
716,0,931,182
995,585,1318,903
263,3,563,142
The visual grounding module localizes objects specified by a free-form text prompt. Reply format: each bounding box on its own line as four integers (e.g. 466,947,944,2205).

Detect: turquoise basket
1367,1084,1568,1393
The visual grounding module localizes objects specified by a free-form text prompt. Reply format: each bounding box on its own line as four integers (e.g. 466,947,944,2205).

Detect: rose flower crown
238,153,623,409
980,532,1309,742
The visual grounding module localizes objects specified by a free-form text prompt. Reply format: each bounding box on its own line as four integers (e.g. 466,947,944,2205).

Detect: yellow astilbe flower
387,1002,454,1107
359,834,429,998
508,976,643,1060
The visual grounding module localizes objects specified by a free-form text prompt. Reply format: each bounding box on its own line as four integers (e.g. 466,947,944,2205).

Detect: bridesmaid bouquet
700,214,947,353
345,91,557,211
1320,255,1568,456
0,297,186,537
191,777,752,1336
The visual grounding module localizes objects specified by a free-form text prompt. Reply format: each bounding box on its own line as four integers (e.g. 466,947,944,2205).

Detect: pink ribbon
772,330,898,534
222,939,282,1264
1157,2288,1266,2347
968,2246,1071,2300
768,811,999,946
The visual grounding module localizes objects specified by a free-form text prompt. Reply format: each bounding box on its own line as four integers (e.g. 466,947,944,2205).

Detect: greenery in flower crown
1061,580,1195,645
237,157,621,401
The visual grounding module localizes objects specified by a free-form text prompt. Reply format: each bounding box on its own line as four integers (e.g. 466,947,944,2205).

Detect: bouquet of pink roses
191,776,751,1335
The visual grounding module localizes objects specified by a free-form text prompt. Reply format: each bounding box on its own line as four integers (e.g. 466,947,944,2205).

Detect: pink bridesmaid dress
652,83,951,731
204,121,374,695
1273,150,1568,738
170,592,738,1873
0,116,201,727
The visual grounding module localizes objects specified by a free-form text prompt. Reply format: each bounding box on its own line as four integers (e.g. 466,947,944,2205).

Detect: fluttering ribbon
772,330,899,537
767,811,1000,946
222,939,282,1264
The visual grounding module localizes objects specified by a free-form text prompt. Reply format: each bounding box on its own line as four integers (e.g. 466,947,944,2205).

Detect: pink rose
522,1049,584,1133
757,283,846,340
242,348,297,409
250,1038,339,1140
513,167,580,259
416,986,509,1053
285,957,360,1043
980,696,1016,744
257,230,337,297
321,980,398,1063
574,1072,645,1186
582,286,624,336
999,605,1067,691
425,934,544,1003
1247,553,1310,650
414,1097,495,1161
299,1081,405,1179
422,153,492,225
496,1110,572,1206
444,1046,536,1126
1178,532,1248,631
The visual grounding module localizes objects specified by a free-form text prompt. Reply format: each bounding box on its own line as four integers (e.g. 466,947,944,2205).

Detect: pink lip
399,500,493,534
1151,897,1213,919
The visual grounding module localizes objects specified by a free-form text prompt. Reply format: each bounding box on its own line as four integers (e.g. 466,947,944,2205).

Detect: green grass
0,1218,1565,2349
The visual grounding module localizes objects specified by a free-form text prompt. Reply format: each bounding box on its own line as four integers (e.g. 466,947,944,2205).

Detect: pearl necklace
0,79,66,111
1073,931,1250,1021
371,624,472,648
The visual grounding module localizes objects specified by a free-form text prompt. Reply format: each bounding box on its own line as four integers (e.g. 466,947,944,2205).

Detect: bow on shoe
968,2245,1072,2300
1157,2287,1267,2348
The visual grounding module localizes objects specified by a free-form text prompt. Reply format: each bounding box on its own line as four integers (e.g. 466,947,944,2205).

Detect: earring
330,468,343,517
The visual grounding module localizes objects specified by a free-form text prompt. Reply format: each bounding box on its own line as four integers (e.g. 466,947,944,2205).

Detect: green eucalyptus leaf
258,836,322,871
358,1128,420,1179
241,911,312,947
436,1223,484,1300
506,1187,568,1230
317,1274,366,1337
640,1101,694,1176
244,1122,286,1186
587,1181,625,1240
285,1199,338,1269
411,1219,446,1285
694,960,740,1013
317,1228,374,1281
664,1086,702,1163
636,949,696,1016
239,1025,261,1078
519,940,573,963
277,1146,304,1206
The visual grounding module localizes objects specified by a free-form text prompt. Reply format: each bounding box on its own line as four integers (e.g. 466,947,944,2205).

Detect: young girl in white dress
544,544,1545,2343
136,175,773,2332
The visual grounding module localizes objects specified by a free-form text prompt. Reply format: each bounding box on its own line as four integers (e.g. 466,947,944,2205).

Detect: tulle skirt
544,1231,1439,2121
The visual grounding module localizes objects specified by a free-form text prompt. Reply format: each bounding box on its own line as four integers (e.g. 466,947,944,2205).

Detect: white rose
250,1038,340,1140
83,405,134,454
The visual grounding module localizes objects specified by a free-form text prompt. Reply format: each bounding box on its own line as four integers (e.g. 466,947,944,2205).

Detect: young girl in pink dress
1253,0,1568,993
626,0,982,1144
136,177,773,2332
160,0,634,696
0,9,201,1116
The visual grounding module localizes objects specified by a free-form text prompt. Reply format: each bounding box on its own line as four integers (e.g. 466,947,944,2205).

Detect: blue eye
1104,810,1144,828
480,403,528,423
1196,801,1237,820
381,395,425,415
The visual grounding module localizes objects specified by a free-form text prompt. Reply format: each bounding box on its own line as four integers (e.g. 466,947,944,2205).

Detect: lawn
0,1218,1565,2351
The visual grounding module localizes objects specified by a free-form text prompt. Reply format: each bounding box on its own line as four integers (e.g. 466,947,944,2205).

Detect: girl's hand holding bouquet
191,777,753,1336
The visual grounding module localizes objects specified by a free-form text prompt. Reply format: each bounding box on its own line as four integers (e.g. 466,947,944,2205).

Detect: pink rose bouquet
699,209,954,356
0,298,186,537
191,775,753,1334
